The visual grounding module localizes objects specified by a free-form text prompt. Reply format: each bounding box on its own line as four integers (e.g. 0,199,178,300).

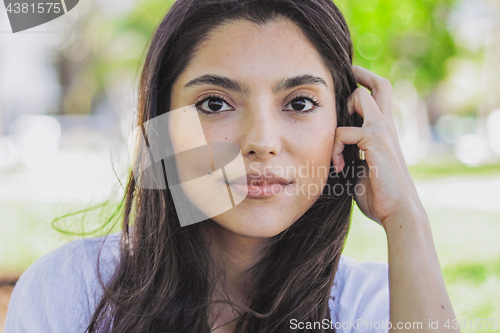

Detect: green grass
0,200,122,275
408,160,500,180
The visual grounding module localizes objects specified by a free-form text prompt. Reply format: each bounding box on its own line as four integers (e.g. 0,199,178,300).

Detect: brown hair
86,0,363,332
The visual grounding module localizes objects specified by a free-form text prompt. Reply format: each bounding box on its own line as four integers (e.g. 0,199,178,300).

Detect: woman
5,0,460,332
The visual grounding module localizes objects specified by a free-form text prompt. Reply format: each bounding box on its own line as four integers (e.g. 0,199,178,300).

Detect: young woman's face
170,18,337,237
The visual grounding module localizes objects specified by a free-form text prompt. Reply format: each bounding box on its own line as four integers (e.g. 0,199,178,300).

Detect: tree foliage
335,0,458,95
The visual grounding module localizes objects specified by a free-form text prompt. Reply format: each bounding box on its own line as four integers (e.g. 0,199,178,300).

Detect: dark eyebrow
184,74,328,94
184,75,248,94
273,75,328,94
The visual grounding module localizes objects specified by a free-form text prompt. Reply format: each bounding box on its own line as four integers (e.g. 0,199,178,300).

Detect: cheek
295,118,336,190
292,118,336,159
199,120,234,143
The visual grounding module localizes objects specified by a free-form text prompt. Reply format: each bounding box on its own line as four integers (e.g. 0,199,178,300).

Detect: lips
224,172,293,199
228,173,292,186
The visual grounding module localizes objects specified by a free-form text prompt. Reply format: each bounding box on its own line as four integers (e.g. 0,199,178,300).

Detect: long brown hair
86,0,363,332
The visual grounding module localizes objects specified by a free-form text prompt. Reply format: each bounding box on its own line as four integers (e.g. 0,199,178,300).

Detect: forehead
176,18,333,90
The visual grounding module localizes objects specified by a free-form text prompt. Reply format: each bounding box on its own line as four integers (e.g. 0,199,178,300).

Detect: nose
239,103,282,161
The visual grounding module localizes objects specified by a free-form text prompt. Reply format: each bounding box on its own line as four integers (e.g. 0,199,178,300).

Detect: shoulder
329,254,390,333
4,232,121,333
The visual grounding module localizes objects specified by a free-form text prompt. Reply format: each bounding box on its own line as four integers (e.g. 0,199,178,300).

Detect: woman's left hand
332,66,425,230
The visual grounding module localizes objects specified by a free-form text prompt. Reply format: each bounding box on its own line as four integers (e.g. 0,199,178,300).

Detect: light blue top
4,232,389,332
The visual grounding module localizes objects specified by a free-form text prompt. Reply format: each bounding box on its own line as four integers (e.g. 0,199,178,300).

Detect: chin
208,201,308,238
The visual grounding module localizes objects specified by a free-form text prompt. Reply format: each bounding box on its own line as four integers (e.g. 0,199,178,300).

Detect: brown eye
284,97,318,112
291,99,308,111
207,98,223,111
196,96,233,114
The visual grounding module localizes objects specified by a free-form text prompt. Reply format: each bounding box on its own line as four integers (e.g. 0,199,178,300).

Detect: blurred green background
1,0,499,331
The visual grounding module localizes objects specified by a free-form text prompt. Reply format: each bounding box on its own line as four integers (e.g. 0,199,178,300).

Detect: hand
331,66,425,230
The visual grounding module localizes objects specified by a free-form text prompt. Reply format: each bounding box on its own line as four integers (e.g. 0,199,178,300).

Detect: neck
204,220,271,301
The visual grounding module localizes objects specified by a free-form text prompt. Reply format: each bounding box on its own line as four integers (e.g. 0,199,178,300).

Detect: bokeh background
0,0,499,331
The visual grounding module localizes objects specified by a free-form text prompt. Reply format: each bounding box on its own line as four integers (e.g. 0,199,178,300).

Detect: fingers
347,87,385,127
352,66,394,124
331,127,365,172
337,66,400,173
332,126,394,172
